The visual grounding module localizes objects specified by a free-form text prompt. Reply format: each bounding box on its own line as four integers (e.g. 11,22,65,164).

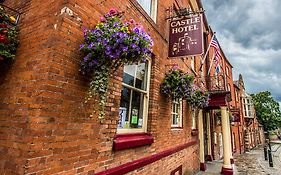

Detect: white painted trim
117,59,152,134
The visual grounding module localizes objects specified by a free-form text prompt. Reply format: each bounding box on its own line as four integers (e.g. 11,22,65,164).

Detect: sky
201,0,281,106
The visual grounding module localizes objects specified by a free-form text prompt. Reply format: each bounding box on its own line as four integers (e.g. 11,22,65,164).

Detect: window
232,133,236,151
235,90,239,102
243,97,253,117
227,83,231,92
118,60,151,133
215,75,219,86
171,98,183,128
137,0,158,21
226,66,229,76
191,56,195,71
191,109,197,129
243,103,247,116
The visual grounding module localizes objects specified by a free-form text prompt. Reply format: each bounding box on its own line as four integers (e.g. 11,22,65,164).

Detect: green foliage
160,66,209,109
251,91,281,131
160,67,194,100
0,7,19,62
80,9,153,119
189,88,209,109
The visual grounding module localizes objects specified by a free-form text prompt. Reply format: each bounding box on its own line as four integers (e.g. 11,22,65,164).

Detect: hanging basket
80,8,153,118
160,66,194,100
0,5,20,62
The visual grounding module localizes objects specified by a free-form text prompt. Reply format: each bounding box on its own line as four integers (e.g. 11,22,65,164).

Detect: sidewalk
196,143,281,175
196,160,236,175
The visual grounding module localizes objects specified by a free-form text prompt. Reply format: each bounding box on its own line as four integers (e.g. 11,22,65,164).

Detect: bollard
268,149,273,167
264,145,268,160
268,142,272,151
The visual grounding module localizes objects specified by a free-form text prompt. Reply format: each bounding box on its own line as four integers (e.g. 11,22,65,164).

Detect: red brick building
0,0,210,175
0,0,263,175
234,74,264,151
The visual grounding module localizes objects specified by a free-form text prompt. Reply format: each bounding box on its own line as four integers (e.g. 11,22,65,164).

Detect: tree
251,91,281,134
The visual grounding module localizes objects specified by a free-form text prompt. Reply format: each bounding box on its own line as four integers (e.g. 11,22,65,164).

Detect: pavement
196,141,281,175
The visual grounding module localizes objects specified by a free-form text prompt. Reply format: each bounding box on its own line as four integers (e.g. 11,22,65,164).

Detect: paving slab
196,143,281,175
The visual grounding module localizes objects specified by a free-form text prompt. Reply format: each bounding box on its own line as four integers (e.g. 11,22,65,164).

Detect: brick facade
0,0,265,174
0,0,205,174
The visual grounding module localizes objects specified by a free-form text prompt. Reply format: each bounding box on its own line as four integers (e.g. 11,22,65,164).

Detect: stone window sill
113,133,154,151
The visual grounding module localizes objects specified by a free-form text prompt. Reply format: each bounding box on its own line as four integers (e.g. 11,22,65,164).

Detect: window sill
171,127,183,131
191,129,199,136
113,133,154,151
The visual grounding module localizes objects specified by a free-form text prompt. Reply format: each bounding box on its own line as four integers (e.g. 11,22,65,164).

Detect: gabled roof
233,80,239,89
234,74,245,90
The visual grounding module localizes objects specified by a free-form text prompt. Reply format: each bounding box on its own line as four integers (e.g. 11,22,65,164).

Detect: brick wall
0,0,201,174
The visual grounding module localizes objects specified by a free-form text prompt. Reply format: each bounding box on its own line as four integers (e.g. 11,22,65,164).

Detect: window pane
130,90,144,128
192,111,196,129
118,87,131,128
171,99,182,127
172,114,178,125
123,65,136,86
137,0,152,15
135,62,147,90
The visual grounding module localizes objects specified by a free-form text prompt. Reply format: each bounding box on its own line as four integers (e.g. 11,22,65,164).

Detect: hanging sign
168,15,203,58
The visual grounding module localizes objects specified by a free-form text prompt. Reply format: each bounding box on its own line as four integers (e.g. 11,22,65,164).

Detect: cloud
202,0,281,104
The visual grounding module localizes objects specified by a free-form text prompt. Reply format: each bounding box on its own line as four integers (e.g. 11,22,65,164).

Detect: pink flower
100,16,106,22
129,19,135,24
109,8,118,15
172,64,179,70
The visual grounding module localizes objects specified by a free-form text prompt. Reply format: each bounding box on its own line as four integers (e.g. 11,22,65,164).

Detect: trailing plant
160,66,194,100
160,66,209,109
0,6,19,62
80,8,153,118
189,85,209,109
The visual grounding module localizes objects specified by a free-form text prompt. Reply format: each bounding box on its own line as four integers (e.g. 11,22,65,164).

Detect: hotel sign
168,15,204,58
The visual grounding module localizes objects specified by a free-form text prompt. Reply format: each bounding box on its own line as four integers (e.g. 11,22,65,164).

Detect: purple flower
122,46,128,52
103,39,109,45
113,22,119,27
131,43,137,49
105,50,111,56
83,27,88,37
87,42,94,49
92,60,98,65
106,45,111,51
133,27,140,34
133,36,139,41
83,53,92,62
79,44,85,50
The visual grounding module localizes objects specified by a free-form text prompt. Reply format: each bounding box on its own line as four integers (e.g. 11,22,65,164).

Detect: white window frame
117,59,152,134
227,83,231,92
226,66,229,76
171,98,183,128
243,97,253,117
136,0,158,22
191,109,197,130
235,90,239,102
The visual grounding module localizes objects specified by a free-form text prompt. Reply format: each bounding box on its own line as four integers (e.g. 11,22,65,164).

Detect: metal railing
195,74,227,92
